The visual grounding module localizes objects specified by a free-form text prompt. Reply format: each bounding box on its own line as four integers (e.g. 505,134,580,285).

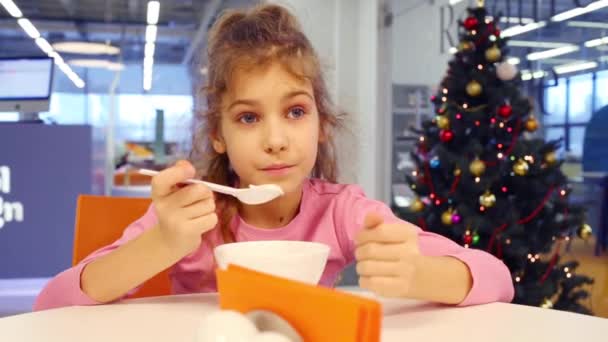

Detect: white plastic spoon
138,169,284,205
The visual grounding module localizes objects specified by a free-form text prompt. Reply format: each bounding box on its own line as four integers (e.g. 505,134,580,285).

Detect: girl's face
212,61,321,195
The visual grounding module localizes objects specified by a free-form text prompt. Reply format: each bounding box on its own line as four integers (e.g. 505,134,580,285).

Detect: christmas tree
397,2,594,314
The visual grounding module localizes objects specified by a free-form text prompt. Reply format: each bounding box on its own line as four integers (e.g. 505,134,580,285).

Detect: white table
0,292,606,342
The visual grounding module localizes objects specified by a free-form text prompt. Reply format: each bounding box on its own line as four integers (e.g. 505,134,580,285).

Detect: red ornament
494,28,501,37
440,129,454,142
498,105,513,118
464,17,479,30
464,234,473,245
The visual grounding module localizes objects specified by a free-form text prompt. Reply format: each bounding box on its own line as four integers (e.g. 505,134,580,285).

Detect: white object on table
138,169,284,205
213,241,330,285
0,292,606,342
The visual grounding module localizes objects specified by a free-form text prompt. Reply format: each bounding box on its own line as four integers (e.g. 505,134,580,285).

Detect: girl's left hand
354,212,421,298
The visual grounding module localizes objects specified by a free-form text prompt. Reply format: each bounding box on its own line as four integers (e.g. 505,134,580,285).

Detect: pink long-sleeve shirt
34,179,514,311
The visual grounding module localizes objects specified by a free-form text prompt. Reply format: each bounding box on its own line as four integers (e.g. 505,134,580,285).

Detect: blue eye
287,106,306,119
239,113,258,124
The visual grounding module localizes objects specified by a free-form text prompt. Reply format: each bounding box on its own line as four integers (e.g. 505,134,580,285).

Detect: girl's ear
211,131,226,154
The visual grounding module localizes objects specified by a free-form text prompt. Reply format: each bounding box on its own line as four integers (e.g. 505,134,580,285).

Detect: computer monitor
0,57,54,120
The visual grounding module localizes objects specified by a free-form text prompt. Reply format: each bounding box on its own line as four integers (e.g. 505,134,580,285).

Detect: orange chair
73,195,171,299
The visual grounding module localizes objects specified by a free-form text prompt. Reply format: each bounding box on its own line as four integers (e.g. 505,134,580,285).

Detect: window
544,80,567,125
542,70,605,158
569,127,586,157
568,73,593,123
596,70,608,111
545,127,565,154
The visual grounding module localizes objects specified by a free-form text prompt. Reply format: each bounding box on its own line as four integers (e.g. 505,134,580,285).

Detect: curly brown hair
190,3,345,244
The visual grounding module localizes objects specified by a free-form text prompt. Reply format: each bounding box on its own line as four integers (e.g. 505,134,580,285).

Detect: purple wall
0,124,92,278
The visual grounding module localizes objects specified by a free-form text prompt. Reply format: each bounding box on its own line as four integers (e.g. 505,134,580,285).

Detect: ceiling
483,0,608,75
0,0,253,65
0,0,606,76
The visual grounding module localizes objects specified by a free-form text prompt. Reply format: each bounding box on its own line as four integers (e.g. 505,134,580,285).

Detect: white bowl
213,241,330,285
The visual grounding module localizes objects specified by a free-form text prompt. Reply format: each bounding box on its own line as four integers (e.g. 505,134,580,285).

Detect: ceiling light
68,59,125,71
145,42,155,58
52,41,120,55
527,45,580,61
147,1,160,25
0,0,22,18
551,0,608,22
35,37,53,54
500,17,534,24
521,70,547,81
567,21,608,29
507,57,520,65
508,40,571,49
585,36,608,48
145,25,157,43
17,18,40,38
502,21,546,38
554,61,598,74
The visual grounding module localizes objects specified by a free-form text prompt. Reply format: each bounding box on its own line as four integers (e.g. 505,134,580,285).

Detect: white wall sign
0,166,25,229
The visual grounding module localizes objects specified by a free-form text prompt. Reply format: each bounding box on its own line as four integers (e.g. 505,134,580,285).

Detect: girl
35,4,513,311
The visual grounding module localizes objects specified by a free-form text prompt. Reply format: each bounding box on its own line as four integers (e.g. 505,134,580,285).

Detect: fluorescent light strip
567,21,608,29
500,17,534,24
527,45,580,61
449,0,463,5
1,0,83,88
540,58,583,65
144,42,155,58
17,18,40,38
521,70,547,81
585,37,608,48
0,0,22,17
551,0,608,22
599,56,608,62
508,40,570,49
145,25,157,43
18,18,84,88
35,37,53,54
554,61,598,74
501,21,546,38
147,1,160,25
144,2,159,91
507,57,521,65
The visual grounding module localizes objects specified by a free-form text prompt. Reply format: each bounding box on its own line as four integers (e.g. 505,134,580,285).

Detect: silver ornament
496,62,518,81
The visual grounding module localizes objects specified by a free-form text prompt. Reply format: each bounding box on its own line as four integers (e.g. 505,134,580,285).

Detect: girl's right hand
151,160,218,256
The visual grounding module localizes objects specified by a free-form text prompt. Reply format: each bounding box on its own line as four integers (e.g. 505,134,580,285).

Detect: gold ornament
410,198,425,213
466,80,483,97
454,168,462,176
436,116,450,129
479,190,497,207
525,116,539,132
544,151,557,165
459,41,474,52
578,223,593,240
476,0,485,7
540,298,553,309
513,159,529,176
485,45,502,62
441,210,454,226
469,158,486,176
